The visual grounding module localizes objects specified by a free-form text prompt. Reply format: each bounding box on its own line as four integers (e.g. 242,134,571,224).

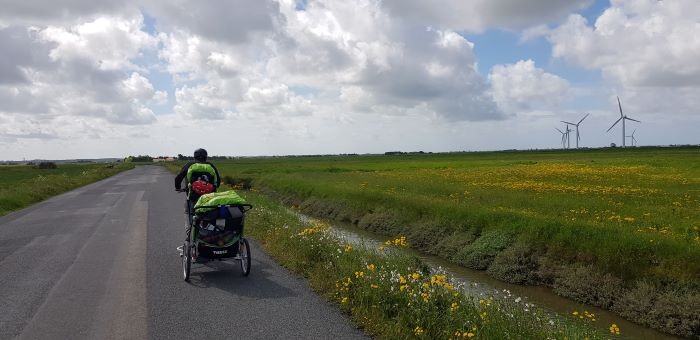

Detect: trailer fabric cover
194,190,246,212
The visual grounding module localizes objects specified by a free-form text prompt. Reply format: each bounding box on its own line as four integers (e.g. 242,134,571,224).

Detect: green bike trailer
181,190,253,281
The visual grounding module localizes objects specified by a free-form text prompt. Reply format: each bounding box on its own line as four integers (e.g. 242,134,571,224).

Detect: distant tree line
176,154,234,161
125,155,153,162
34,161,58,169
384,151,430,155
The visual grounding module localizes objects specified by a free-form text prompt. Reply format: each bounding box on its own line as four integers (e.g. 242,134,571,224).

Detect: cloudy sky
1,0,699,159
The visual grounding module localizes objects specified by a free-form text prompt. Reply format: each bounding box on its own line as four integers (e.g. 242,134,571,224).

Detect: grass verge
242,189,614,339
0,163,135,216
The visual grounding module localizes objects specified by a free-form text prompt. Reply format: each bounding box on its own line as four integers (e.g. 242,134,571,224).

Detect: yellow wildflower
421,292,430,302
366,263,376,272
414,326,424,336
609,323,620,335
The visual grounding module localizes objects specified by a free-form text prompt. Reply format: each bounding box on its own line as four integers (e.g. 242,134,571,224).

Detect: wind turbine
555,128,567,148
606,96,640,147
626,129,637,147
561,113,590,148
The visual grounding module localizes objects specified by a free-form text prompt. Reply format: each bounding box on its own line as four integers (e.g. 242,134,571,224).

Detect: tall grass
242,190,611,339
0,163,134,216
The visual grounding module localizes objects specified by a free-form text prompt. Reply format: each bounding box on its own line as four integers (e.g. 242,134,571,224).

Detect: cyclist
174,148,222,217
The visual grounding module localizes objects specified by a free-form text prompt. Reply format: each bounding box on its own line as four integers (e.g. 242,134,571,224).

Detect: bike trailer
193,191,249,259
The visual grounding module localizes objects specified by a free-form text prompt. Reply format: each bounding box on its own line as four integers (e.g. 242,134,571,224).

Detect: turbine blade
556,128,564,133
578,113,590,124
561,121,576,125
626,117,641,123
617,96,623,117
607,117,622,132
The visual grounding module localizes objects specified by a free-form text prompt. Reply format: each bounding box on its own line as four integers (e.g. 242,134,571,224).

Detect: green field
169,147,699,337
0,163,134,216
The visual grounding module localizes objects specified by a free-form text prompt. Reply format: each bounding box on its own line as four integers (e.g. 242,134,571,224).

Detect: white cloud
158,0,503,123
549,0,700,88
174,83,236,120
152,90,168,105
489,59,570,114
0,13,160,133
381,0,591,33
122,72,156,100
520,24,551,43
268,0,503,121
38,14,155,71
143,0,280,44
0,0,129,26
548,0,700,117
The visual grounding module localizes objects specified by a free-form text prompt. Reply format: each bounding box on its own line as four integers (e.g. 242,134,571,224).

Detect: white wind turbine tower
561,113,590,149
606,96,640,147
564,125,572,149
626,129,638,147
555,128,567,148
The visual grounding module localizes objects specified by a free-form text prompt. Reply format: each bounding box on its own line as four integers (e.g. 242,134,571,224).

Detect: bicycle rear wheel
182,240,191,281
239,238,251,276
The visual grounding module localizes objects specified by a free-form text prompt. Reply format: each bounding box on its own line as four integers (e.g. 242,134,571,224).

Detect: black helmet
194,148,208,161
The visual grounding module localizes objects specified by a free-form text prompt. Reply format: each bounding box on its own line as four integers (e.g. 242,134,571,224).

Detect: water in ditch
296,212,680,340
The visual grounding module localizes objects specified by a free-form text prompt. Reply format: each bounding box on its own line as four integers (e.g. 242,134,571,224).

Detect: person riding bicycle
174,148,222,215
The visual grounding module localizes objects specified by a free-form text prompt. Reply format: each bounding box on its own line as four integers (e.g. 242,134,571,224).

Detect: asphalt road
0,166,367,340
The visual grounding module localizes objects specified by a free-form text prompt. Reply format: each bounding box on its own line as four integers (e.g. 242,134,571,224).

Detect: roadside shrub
534,256,560,286
614,282,700,338
34,162,57,169
299,197,348,221
405,220,450,253
487,241,542,285
553,265,624,309
357,208,402,235
651,288,700,337
453,229,514,270
434,228,479,261
221,175,253,190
